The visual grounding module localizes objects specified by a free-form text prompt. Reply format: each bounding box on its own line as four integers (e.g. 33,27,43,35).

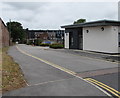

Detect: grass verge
1,47,27,93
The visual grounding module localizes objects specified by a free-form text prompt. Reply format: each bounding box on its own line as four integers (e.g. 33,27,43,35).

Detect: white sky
0,0,119,30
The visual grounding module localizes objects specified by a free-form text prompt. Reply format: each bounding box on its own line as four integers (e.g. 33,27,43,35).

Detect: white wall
64,32,69,48
83,26,119,53
118,1,120,21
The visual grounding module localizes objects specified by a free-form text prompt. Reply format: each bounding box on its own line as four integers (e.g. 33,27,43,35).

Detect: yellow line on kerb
85,78,120,97
16,46,76,75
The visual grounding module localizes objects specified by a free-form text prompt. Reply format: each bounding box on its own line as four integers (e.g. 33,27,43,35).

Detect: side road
3,45,110,96
51,48,119,63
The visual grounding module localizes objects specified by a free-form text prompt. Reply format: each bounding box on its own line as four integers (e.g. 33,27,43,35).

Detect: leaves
6,21,26,43
73,19,86,24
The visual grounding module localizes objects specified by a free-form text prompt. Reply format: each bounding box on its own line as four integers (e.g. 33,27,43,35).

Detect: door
69,32,74,49
78,31,83,50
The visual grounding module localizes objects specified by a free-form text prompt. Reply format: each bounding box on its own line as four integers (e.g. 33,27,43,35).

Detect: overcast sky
0,1,118,30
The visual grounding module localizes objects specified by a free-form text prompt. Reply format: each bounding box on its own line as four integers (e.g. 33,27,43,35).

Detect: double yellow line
85,78,120,97
16,45,119,97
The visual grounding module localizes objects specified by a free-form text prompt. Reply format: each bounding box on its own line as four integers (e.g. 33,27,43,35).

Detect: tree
73,19,86,24
6,21,26,43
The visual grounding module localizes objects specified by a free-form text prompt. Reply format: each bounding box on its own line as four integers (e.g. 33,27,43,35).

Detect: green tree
6,21,26,43
73,19,86,24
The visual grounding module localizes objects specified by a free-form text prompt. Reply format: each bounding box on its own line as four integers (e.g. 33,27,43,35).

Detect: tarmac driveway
3,44,118,96
16,44,118,73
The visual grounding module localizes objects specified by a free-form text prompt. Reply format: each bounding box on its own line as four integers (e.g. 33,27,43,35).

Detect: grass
1,47,27,93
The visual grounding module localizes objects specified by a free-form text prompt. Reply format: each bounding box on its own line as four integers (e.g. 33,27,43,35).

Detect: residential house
26,29,64,43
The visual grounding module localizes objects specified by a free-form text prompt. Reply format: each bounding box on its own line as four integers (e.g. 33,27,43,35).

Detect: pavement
3,44,119,96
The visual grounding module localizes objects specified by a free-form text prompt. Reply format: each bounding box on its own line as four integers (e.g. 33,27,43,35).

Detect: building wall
0,20,2,48
65,28,81,49
65,32,69,48
0,18,10,48
27,30,64,42
118,26,120,52
83,26,119,53
118,1,120,21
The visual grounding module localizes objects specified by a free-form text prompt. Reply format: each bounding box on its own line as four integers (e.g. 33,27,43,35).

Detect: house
61,20,120,53
25,29,64,43
0,18,10,48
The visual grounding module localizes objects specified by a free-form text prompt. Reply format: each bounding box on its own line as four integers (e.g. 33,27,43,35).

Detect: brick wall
0,18,10,48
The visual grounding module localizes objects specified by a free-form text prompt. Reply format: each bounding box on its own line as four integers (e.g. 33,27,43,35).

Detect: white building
118,1,120,21
61,20,120,53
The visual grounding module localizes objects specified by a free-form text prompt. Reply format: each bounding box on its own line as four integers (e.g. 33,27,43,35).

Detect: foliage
34,39,43,46
40,43,50,46
6,21,26,43
26,40,33,45
73,19,86,24
49,43,64,49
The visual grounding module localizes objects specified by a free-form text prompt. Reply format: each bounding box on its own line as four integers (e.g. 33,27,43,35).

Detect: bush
49,43,64,49
40,43,50,46
27,40,33,45
34,39,43,46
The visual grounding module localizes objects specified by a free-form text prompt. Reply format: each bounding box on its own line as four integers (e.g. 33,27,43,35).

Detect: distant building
25,29,65,43
61,20,120,53
0,18,10,48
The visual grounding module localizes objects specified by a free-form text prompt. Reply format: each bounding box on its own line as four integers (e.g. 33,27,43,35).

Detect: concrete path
3,44,118,96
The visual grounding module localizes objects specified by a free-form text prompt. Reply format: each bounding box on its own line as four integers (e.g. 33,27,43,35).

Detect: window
86,30,89,33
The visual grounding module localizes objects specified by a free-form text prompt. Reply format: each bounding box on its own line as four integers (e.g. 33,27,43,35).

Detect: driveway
3,44,118,96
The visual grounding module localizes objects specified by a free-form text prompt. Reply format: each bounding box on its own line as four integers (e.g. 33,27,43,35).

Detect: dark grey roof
27,30,64,32
61,20,120,28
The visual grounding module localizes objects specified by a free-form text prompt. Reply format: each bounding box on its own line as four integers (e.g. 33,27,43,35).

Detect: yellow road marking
85,78,120,94
16,45,113,96
85,78,120,97
16,46,76,75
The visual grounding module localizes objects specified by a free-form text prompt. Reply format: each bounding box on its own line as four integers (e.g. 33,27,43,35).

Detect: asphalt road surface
3,44,118,96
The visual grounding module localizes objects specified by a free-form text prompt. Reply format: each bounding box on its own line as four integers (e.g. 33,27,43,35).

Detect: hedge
40,43,50,46
49,43,64,49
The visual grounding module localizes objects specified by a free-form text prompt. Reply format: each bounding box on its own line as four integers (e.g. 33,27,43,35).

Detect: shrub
40,43,50,46
27,40,33,45
34,39,43,46
49,43,64,49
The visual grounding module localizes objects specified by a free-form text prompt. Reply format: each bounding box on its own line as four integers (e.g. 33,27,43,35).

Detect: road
3,44,118,96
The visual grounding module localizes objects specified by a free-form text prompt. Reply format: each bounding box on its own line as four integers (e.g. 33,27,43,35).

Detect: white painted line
28,78,74,87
